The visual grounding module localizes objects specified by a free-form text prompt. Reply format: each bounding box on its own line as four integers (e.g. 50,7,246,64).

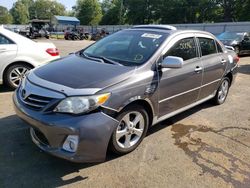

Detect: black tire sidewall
110,105,149,154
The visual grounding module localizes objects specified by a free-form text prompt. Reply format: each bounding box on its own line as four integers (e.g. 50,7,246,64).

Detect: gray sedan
13,25,238,163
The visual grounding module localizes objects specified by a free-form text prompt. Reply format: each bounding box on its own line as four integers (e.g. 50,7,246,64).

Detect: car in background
217,31,250,55
0,25,60,89
14,25,238,163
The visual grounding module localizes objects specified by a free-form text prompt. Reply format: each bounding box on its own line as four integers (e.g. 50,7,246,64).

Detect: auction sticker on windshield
141,33,162,39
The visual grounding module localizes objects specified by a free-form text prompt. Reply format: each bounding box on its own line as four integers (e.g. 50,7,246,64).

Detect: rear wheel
4,64,32,89
110,105,149,154
213,77,230,105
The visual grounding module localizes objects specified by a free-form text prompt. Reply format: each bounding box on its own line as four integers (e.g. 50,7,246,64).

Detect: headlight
54,93,110,114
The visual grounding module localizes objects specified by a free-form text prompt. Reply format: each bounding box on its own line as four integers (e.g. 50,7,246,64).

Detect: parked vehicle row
0,25,60,89
217,31,250,55
64,27,109,41
13,25,239,163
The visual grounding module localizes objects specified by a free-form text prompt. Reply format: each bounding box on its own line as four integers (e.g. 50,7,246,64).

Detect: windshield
217,32,243,41
82,30,168,66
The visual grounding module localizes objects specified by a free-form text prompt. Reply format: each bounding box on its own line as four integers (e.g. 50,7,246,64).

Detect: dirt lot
0,40,250,188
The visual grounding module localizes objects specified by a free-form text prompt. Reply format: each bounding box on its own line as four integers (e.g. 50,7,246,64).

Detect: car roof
0,25,35,45
132,25,177,31
129,25,215,37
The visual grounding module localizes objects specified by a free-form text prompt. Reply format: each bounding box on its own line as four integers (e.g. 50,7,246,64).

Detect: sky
0,0,77,10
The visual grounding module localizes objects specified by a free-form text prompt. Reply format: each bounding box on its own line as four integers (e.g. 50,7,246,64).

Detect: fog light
62,135,79,153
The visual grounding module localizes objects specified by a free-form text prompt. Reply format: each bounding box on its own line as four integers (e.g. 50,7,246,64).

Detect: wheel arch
118,99,154,127
225,71,233,86
2,61,34,83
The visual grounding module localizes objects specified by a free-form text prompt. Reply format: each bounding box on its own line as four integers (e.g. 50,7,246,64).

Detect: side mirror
225,45,235,51
243,36,249,41
161,56,183,69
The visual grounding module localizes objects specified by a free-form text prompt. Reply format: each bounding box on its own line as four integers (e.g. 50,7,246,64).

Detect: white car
0,25,60,89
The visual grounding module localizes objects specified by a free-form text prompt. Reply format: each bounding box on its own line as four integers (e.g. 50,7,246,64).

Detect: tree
237,0,250,21
29,0,66,20
125,0,151,24
10,1,29,24
100,0,122,25
75,0,102,25
0,6,13,24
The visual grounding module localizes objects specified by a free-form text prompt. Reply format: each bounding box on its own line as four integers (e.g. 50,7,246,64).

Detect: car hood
32,54,135,92
220,39,238,46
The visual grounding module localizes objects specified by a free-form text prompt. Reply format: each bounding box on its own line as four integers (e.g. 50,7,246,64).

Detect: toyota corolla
13,25,238,163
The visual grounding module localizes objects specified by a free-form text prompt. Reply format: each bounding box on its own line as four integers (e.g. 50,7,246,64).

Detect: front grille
33,128,50,146
20,90,53,110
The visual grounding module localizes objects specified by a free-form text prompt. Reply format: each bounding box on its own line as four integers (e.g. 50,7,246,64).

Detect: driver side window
164,37,198,61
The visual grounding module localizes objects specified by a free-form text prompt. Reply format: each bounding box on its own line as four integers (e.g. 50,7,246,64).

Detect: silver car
13,25,238,163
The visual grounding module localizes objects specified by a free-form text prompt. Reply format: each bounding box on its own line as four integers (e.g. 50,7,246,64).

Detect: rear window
0,34,14,45
198,37,217,56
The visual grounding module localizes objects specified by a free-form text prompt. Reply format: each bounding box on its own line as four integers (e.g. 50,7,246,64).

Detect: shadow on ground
0,85,13,93
0,100,215,187
238,64,250,75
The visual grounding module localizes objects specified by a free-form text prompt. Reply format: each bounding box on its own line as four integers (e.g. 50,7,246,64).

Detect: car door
196,36,226,100
241,33,250,53
0,33,17,74
158,35,203,117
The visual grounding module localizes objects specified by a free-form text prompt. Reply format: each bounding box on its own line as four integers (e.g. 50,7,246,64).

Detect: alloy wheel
115,111,145,149
9,67,29,88
217,79,229,103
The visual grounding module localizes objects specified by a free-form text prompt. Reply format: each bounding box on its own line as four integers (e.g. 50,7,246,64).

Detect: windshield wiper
98,56,123,66
80,52,123,66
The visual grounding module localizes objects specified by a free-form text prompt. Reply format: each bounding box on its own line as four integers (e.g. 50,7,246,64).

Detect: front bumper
13,90,119,163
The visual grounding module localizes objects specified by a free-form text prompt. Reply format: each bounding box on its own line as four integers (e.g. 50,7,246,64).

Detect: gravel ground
0,40,250,188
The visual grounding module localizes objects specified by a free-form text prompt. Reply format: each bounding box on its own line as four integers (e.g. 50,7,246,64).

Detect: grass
50,34,64,39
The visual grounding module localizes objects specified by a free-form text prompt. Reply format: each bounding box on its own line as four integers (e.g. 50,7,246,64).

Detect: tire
213,77,230,105
110,105,149,155
4,64,32,90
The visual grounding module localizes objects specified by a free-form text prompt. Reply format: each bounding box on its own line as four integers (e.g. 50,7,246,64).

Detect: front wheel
213,77,230,105
110,105,149,154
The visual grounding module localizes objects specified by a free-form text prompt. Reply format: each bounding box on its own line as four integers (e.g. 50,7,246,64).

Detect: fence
4,22,250,35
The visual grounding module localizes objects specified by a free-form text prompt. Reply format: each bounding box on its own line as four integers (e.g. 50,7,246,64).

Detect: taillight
46,48,59,56
234,56,240,63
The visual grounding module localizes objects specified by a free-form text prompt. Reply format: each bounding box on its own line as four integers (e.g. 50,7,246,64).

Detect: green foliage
29,0,66,20
102,0,250,24
237,0,250,21
2,0,250,26
0,6,13,24
10,1,29,24
76,0,102,25
100,0,122,25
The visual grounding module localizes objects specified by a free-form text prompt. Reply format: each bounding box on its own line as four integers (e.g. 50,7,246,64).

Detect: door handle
221,59,227,65
0,49,6,53
194,66,203,73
